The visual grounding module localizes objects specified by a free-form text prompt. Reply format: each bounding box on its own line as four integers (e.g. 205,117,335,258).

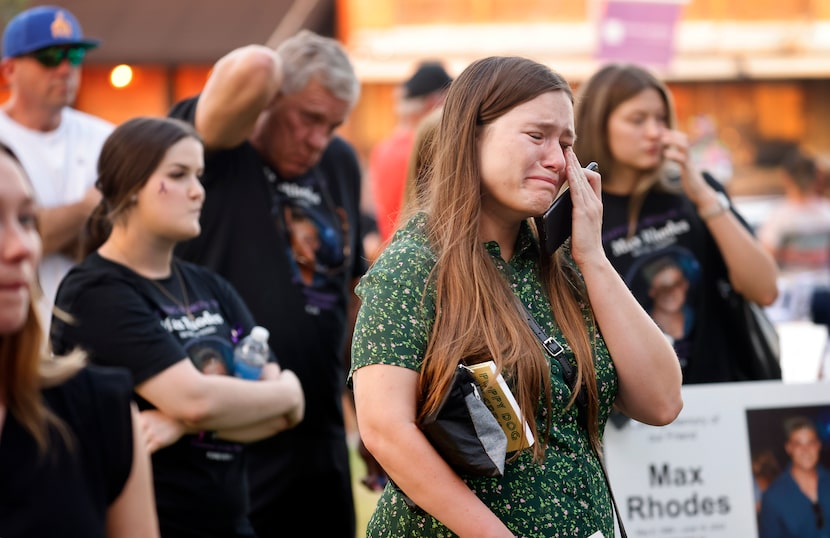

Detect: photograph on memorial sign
746,405,830,534
603,381,830,537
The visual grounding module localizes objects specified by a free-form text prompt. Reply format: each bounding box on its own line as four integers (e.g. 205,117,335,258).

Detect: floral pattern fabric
349,213,619,538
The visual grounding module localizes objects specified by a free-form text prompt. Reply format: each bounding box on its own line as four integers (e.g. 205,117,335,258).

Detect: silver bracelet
699,192,730,221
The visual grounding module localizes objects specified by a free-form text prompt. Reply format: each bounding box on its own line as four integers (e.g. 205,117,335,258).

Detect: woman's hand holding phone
539,160,599,257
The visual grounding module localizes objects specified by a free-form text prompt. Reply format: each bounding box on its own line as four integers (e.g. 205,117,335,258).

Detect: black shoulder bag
519,302,629,538
701,173,782,382
717,278,782,381
419,364,508,477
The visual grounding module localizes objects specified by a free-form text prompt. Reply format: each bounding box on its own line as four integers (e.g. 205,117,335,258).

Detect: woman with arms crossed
51,117,304,537
0,144,158,537
350,56,683,537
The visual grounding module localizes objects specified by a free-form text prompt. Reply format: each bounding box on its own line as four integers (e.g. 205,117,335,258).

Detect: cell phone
538,162,598,256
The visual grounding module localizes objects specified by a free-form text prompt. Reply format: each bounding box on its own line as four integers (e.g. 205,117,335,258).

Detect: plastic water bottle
233,326,270,380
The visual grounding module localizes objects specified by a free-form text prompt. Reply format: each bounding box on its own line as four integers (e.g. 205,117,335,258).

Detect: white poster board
604,380,830,537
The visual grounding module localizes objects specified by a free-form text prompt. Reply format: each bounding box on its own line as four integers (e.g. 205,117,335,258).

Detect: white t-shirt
0,108,113,326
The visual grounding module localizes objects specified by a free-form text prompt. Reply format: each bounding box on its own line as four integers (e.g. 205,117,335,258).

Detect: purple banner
597,1,683,69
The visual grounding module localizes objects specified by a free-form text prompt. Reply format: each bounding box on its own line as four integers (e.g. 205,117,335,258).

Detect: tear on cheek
158,181,167,194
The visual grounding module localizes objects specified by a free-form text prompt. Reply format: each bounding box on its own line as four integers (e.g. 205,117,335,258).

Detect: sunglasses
814,502,825,529
25,46,86,68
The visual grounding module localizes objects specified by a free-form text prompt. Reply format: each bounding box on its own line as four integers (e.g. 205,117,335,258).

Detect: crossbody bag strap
517,301,570,381
595,447,628,538
516,297,628,538
516,298,585,409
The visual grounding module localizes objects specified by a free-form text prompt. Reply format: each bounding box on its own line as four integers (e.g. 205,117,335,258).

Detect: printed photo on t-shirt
625,248,701,366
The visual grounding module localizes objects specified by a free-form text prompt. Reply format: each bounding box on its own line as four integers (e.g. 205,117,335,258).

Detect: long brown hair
419,56,603,459
0,145,84,455
574,63,678,237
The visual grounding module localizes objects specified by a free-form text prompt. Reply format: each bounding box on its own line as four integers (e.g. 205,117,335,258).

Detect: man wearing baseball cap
367,60,452,247
0,5,113,328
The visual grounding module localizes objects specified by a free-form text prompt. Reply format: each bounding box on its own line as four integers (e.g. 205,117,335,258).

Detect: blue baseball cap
2,6,100,59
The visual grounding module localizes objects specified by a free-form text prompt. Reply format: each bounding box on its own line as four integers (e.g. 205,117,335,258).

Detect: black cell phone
538,162,598,256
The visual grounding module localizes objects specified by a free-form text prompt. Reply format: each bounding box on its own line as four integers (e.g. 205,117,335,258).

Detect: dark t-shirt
0,366,133,538
51,253,257,537
600,181,752,383
169,97,365,533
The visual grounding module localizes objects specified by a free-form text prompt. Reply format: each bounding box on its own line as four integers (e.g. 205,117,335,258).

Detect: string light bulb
110,64,133,88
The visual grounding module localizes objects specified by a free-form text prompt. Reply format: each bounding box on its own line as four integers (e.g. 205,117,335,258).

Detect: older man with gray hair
169,30,365,537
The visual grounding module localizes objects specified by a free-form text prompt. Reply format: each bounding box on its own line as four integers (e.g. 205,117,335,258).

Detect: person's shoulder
0,108,15,130
323,135,358,160
639,188,692,218
63,107,115,133
371,214,435,270
59,254,139,297
68,252,128,279
762,469,792,498
0,109,37,141
175,257,240,296
317,136,360,182
357,215,435,311
176,258,224,285
74,364,133,391
45,364,133,405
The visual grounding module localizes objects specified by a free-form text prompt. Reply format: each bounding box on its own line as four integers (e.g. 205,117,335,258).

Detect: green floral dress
349,214,619,538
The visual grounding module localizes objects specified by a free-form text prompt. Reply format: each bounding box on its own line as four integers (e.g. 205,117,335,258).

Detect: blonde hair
419,56,603,460
399,106,442,226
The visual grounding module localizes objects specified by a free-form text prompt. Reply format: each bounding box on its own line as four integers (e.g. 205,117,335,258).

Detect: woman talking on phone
574,63,778,383
350,56,682,537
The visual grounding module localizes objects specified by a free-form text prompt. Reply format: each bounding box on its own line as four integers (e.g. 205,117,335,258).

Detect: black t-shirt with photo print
51,252,258,537
600,181,753,384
